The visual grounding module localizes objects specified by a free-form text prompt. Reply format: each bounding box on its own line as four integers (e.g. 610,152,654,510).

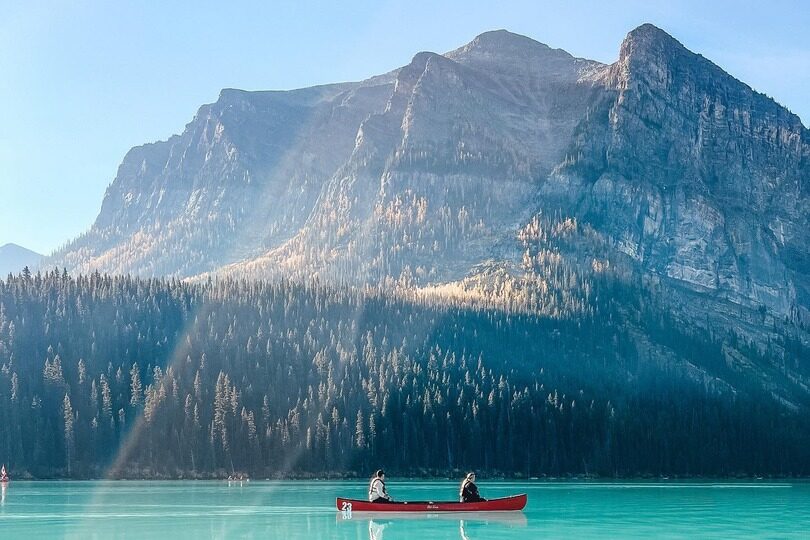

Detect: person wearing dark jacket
459,472,486,503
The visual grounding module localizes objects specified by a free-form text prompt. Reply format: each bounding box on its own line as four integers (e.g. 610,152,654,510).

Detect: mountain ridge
0,243,43,276
47,24,810,409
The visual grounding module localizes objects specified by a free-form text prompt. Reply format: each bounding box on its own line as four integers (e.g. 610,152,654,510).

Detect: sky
1,0,808,255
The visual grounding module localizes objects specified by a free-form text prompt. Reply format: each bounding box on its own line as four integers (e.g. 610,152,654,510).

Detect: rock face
0,243,43,276
544,24,809,325
51,25,810,398
57,80,396,276
225,30,608,284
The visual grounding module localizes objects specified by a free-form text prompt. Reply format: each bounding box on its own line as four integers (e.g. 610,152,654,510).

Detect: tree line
0,268,808,478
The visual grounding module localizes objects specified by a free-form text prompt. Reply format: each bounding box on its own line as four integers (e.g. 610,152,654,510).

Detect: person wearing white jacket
368,469,393,503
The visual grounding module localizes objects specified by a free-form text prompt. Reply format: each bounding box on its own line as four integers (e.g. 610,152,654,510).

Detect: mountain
51,28,606,279
543,24,809,333
0,243,43,276
49,25,809,408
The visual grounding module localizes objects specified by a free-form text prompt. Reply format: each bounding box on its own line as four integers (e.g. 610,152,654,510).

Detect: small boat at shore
0,464,8,483
336,494,526,512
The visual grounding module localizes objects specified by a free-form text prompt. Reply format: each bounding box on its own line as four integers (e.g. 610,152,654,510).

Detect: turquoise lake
1,480,808,538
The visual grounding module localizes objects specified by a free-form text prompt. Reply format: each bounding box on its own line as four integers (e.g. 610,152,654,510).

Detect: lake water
0,480,808,538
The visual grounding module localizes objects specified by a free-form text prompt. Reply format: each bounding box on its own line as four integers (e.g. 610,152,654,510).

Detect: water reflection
368,520,386,540
341,512,527,539
459,520,468,540
1,482,6,506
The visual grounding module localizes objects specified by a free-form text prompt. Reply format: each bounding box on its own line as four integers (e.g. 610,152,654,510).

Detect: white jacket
368,478,389,501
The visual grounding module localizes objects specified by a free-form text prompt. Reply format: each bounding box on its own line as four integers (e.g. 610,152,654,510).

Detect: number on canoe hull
341,501,353,519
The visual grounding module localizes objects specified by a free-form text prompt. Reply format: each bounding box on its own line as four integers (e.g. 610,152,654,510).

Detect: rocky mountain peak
387,51,447,111
447,29,601,89
461,29,550,53
612,23,693,81
622,23,683,52
447,29,577,66
398,50,445,79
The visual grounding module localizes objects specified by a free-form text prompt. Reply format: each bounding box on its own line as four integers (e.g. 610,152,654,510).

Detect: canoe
336,493,526,512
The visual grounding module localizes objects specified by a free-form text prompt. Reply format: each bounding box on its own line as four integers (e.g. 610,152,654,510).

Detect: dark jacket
460,479,485,502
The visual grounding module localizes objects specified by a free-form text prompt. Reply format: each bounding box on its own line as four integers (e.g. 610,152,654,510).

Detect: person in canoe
368,469,393,503
459,472,486,503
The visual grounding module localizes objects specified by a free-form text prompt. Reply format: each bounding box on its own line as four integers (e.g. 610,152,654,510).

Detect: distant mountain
0,243,42,276
49,25,809,409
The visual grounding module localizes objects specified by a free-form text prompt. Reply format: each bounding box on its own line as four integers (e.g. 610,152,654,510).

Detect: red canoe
336,494,526,512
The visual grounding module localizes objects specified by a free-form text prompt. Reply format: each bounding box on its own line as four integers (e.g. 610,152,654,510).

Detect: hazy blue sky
1,0,808,254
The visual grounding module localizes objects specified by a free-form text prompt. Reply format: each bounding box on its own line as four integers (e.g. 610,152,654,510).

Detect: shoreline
4,475,809,482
